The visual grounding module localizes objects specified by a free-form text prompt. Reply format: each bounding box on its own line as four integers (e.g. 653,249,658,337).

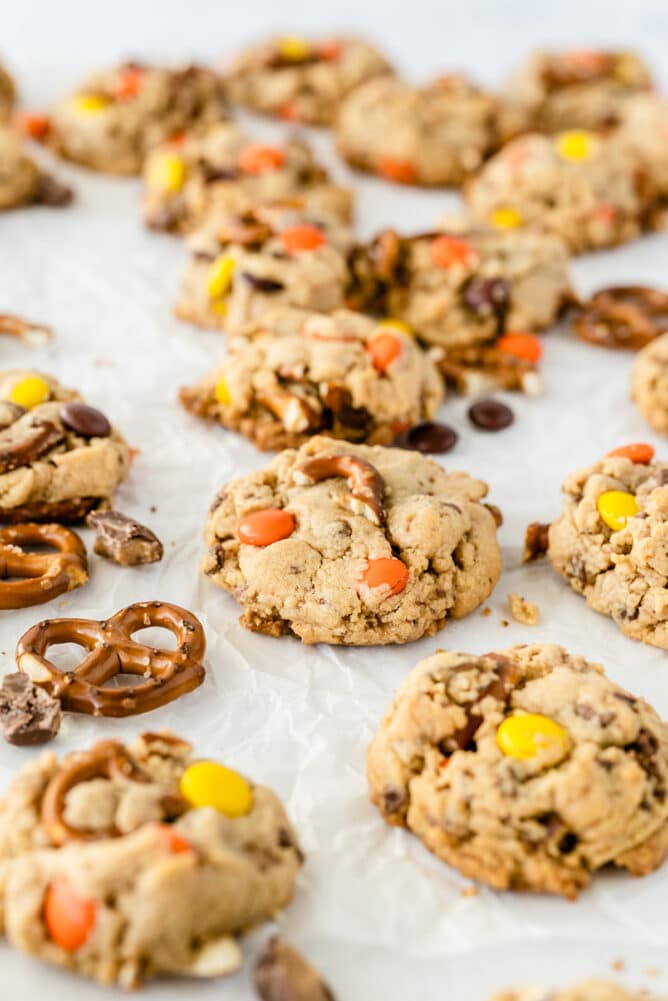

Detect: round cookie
0,62,16,121
225,35,392,126
0,369,130,522
0,732,302,988
203,436,501,645
368,643,668,898
337,74,513,187
618,94,668,201
48,62,227,174
465,131,662,254
502,49,654,133
0,125,72,211
142,121,353,234
632,332,668,434
180,308,444,450
546,448,668,648
494,982,657,1001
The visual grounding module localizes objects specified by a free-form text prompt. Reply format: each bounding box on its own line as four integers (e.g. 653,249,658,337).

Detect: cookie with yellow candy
368,642,668,898
0,731,302,988
545,449,668,649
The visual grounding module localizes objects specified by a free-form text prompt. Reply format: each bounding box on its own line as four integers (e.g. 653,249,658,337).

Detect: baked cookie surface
337,74,512,187
0,732,302,987
0,125,71,211
142,121,353,233
618,94,668,201
547,450,668,648
0,370,130,522
0,62,15,121
632,332,668,434
368,643,668,897
226,35,392,125
180,307,444,450
493,982,659,1001
48,62,227,174
203,436,501,644
465,131,662,253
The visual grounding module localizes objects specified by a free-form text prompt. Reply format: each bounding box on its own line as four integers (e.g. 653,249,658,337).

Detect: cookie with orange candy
179,307,443,451
0,731,302,988
203,435,501,644
368,643,668,897
540,443,668,649
0,125,72,211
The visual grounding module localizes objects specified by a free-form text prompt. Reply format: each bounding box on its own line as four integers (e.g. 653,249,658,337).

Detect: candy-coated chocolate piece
489,207,523,229
597,490,639,531
180,761,253,817
207,255,236,300
44,877,96,951
361,557,409,596
146,152,186,193
237,509,295,546
496,713,570,762
367,332,402,372
606,443,655,464
7,375,50,410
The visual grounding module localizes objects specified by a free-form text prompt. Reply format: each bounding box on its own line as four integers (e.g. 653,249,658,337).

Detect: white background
2,1,668,997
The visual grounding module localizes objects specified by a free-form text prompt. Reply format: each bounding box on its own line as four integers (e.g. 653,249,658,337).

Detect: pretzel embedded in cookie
294,454,385,524
0,420,65,475
0,523,88,609
572,285,668,349
16,601,206,717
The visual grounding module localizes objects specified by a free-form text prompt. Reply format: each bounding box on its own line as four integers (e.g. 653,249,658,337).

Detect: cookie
502,49,654,133
47,62,227,175
203,436,501,644
225,35,392,126
465,131,663,253
0,370,130,522
0,125,72,211
546,447,668,648
0,62,15,121
494,982,658,1001
632,332,668,434
180,308,444,450
368,643,668,897
175,204,353,334
0,732,302,987
618,94,668,202
142,121,353,234
337,74,514,187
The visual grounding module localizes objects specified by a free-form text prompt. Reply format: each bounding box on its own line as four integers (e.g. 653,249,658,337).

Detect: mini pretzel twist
16,601,206,717
294,454,385,524
0,523,88,610
0,313,53,346
572,286,668,350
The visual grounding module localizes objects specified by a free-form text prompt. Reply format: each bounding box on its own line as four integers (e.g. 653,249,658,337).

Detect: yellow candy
214,376,231,405
277,36,311,61
179,761,253,817
378,318,413,336
597,490,639,531
490,207,522,230
207,255,235,301
496,713,570,762
147,152,186,194
70,94,109,115
8,375,50,410
555,129,596,161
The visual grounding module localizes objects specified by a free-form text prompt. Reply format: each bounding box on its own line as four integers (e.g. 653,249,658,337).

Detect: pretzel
294,454,385,524
0,523,88,610
257,388,320,433
0,420,65,475
16,601,206,717
40,737,187,845
0,313,53,346
572,286,668,350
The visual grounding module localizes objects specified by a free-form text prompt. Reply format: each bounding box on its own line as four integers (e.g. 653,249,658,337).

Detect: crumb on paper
508,593,540,626
480,606,491,617
94,358,115,367
500,619,509,628
645,968,659,977
611,959,625,972
523,521,550,563
461,884,479,898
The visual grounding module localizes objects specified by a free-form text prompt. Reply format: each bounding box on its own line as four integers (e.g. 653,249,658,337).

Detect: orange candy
362,557,409,596
279,102,300,121
606,443,655,464
115,66,144,99
151,823,192,854
14,110,50,140
376,158,417,184
368,332,402,372
44,877,96,952
280,224,327,254
237,143,286,174
431,235,475,269
317,41,343,61
497,332,543,364
237,509,295,547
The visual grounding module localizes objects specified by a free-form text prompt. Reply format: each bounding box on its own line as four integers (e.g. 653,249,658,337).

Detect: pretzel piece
0,420,65,475
16,601,206,717
0,523,88,610
572,285,668,350
0,313,53,346
294,454,385,524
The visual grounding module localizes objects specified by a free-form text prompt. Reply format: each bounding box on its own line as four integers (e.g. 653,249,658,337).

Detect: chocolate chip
0,672,61,746
393,422,458,454
87,510,163,566
60,403,112,438
241,272,285,293
463,276,511,318
255,938,337,1001
468,398,514,431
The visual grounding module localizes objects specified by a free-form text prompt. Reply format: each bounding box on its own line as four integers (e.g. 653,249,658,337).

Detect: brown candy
255,938,337,1001
0,672,61,746
60,403,111,438
16,600,206,717
294,454,385,524
0,523,88,609
392,422,458,454
572,285,668,350
468,398,514,431
87,510,163,566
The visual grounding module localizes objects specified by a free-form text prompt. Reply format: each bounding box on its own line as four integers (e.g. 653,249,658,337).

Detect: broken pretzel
294,454,385,524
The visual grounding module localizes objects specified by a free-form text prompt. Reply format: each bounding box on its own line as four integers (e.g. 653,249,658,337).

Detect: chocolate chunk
0,672,61,745
468,398,514,431
463,276,511,320
242,273,285,293
523,522,550,563
60,403,112,438
393,422,458,454
254,938,336,1001
87,510,164,566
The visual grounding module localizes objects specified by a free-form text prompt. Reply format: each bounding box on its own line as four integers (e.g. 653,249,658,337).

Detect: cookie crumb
481,606,492,617
645,967,659,977
523,521,550,562
500,618,509,627
461,884,479,897
508,593,540,626
611,959,625,972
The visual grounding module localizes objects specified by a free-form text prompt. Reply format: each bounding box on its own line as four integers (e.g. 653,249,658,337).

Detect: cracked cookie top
203,435,501,645
367,643,668,897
